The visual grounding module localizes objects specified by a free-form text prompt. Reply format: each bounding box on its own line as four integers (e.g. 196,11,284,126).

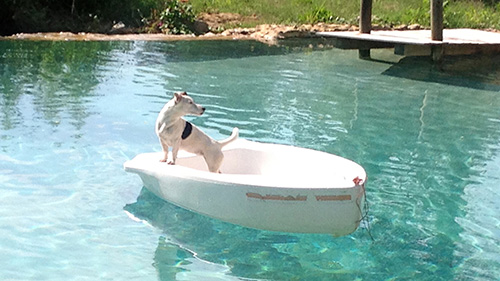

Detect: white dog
155,91,239,173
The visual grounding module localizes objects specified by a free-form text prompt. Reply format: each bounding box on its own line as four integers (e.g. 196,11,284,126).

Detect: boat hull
124,139,367,236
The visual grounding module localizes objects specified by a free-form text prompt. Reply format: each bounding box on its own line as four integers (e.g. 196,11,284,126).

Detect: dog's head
173,91,205,116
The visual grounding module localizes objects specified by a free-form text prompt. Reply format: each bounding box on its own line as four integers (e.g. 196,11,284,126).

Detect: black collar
182,121,192,140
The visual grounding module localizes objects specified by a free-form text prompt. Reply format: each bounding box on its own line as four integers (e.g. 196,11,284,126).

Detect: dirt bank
2,12,425,44
3,23,423,44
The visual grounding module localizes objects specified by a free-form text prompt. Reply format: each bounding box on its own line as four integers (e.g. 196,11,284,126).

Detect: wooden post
359,0,372,59
431,0,443,41
431,0,444,62
360,0,372,34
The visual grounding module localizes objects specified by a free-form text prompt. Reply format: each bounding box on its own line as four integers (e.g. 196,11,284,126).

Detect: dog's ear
174,92,183,104
181,91,187,96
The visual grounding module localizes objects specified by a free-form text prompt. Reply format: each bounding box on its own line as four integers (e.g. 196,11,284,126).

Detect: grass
2,0,499,35
188,0,500,30
445,0,500,29
189,0,362,24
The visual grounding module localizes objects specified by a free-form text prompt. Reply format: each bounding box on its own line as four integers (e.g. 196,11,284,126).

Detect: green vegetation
190,0,358,25
189,0,500,29
142,0,196,34
371,0,500,29
1,0,499,36
0,0,160,35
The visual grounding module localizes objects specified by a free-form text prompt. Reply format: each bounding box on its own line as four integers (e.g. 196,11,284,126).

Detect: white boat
124,138,367,236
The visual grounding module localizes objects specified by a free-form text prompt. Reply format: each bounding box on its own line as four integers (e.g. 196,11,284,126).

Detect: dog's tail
218,127,239,147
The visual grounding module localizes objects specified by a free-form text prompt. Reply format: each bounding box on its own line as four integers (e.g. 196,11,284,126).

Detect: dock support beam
359,0,373,59
431,0,443,41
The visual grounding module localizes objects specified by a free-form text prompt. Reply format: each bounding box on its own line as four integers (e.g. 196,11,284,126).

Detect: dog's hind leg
205,151,224,173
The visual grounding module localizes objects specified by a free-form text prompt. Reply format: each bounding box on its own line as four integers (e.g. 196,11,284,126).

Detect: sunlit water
1,40,499,280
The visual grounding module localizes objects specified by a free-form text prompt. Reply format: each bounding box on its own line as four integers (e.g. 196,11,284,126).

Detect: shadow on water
276,38,500,92
382,54,500,91
124,187,307,281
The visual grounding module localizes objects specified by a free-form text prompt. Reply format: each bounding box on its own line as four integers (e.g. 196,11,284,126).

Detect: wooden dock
316,29,500,60
322,0,500,61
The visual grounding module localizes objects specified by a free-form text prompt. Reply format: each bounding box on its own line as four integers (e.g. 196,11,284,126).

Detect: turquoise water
1,40,499,280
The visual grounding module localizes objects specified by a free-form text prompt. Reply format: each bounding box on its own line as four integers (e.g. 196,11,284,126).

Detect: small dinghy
124,138,367,236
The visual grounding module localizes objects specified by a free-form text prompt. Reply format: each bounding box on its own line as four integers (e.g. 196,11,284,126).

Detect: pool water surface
1,40,499,280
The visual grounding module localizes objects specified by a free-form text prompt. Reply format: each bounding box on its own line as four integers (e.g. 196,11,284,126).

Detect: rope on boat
355,177,374,241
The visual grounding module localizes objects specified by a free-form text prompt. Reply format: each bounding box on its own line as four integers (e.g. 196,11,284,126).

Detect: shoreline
2,23,427,44
3,22,498,50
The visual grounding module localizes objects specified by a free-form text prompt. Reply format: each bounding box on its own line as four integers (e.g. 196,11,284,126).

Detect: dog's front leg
169,139,182,165
159,138,169,162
